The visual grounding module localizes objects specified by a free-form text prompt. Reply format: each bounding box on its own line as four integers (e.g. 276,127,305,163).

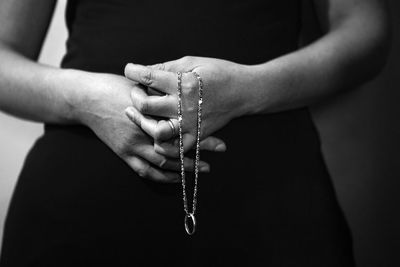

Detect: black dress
0,0,355,266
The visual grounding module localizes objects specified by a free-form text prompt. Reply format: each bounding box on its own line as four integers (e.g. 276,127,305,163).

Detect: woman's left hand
124,56,251,157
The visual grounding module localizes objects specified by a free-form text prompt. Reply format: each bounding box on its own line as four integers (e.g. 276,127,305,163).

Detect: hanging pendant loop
184,213,196,235
177,71,203,236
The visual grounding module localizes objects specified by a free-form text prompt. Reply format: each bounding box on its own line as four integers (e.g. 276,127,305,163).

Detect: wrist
239,62,283,116
231,63,267,117
58,69,95,125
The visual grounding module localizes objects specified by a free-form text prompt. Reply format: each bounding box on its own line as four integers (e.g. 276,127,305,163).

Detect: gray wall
0,1,399,266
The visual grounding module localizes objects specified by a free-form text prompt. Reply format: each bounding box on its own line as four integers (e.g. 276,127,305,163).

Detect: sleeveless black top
1,0,355,266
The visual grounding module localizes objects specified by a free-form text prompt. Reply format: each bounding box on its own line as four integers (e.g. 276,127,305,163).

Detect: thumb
147,58,183,72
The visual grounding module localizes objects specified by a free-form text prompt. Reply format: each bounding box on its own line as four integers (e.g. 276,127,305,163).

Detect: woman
0,0,389,266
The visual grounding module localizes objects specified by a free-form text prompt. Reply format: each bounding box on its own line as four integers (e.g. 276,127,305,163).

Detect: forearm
0,43,85,124
241,7,389,115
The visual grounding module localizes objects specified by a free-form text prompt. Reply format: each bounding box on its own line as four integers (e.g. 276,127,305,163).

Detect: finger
130,89,177,118
148,57,195,73
154,133,196,157
144,64,199,95
182,157,210,172
163,157,210,173
124,63,177,95
152,142,211,172
147,87,163,96
148,63,167,71
148,61,178,72
134,143,170,170
126,156,179,183
154,136,226,158
144,148,209,173
134,143,200,172
154,140,179,158
125,107,178,141
199,136,227,152
132,142,210,173
183,133,196,153
125,106,157,138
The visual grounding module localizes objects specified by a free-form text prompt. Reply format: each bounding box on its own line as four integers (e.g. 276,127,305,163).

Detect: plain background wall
0,1,399,266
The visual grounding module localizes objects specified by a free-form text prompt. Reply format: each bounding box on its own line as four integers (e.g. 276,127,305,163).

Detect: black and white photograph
0,0,399,266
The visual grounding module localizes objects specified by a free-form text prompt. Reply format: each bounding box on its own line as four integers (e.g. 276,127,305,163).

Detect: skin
0,0,390,181
0,0,227,183
124,0,390,157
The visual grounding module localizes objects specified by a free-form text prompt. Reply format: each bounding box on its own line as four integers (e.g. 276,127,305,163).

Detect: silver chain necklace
177,71,203,235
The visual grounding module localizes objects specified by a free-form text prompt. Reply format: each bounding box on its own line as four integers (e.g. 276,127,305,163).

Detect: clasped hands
87,56,251,183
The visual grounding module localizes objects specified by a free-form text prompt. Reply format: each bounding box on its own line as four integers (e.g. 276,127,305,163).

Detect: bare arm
242,0,390,114
0,0,80,123
122,0,390,148
0,0,223,181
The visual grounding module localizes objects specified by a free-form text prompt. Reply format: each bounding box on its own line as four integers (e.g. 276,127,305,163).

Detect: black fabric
0,0,355,266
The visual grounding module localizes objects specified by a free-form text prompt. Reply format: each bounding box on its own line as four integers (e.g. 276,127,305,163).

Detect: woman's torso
0,1,355,266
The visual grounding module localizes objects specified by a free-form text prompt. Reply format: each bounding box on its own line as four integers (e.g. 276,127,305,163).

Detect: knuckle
121,146,135,157
116,142,130,156
154,63,165,71
140,69,153,86
181,56,193,63
186,78,198,90
154,128,163,141
182,73,198,93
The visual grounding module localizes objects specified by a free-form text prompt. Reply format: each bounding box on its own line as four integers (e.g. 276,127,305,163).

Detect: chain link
177,71,203,235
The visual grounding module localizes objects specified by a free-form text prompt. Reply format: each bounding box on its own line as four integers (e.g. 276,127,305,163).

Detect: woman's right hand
71,71,222,183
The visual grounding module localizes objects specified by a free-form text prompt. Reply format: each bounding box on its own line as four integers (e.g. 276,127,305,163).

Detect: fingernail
200,165,210,173
125,63,133,72
154,143,163,153
125,107,134,116
215,143,227,152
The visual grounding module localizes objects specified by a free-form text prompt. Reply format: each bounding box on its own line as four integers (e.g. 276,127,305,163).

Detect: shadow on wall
313,1,400,266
